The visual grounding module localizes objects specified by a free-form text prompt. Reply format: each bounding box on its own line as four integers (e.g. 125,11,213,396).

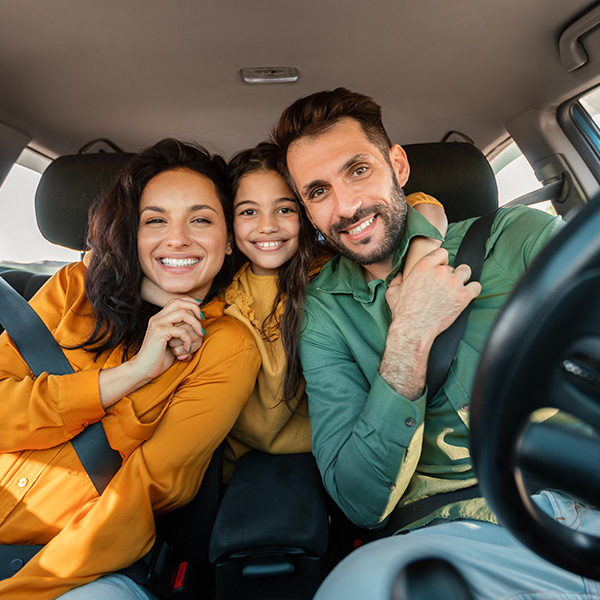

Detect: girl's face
233,169,300,276
137,168,231,301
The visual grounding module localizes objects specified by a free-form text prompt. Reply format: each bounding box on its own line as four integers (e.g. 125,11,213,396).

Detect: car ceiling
2,0,600,160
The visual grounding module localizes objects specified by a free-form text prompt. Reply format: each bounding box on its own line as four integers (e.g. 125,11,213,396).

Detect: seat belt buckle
145,537,196,599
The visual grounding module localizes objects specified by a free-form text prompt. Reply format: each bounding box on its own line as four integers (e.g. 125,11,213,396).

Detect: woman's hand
98,298,204,408
141,276,204,361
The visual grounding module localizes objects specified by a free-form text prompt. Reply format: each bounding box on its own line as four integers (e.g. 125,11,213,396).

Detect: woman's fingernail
199,310,204,319
202,326,206,336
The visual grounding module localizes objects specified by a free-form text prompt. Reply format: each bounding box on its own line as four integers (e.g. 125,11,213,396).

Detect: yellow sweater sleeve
0,263,105,452
406,192,443,209
0,318,260,599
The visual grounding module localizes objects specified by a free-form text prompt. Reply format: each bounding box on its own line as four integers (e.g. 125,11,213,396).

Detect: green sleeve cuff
362,373,426,446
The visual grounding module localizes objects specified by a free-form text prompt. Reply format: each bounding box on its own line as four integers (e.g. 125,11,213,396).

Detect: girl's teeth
255,241,283,249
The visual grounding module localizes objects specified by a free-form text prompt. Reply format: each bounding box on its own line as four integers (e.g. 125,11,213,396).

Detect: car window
490,141,556,216
0,150,79,274
579,87,600,127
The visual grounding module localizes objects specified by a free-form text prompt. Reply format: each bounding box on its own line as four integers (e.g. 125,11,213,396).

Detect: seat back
403,141,498,222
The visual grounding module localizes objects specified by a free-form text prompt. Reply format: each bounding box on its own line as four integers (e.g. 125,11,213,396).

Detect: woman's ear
389,144,410,187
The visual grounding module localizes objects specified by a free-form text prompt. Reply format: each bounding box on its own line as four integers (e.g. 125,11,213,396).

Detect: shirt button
405,417,416,427
17,478,28,487
460,403,470,413
82,421,90,427
388,482,396,491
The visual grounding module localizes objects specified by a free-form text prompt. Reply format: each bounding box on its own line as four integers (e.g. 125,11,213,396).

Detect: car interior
1,0,600,598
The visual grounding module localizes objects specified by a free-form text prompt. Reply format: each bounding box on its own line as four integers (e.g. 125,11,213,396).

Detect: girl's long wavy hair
78,138,233,360
226,142,321,410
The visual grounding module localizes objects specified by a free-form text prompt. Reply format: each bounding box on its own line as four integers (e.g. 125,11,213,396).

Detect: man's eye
353,165,368,177
310,188,326,200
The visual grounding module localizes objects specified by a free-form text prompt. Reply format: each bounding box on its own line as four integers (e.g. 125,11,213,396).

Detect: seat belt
0,276,122,493
370,208,499,540
425,208,499,399
0,277,183,591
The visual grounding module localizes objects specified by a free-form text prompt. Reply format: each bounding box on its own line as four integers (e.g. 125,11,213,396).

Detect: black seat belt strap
371,209,499,540
0,276,122,494
426,208,499,399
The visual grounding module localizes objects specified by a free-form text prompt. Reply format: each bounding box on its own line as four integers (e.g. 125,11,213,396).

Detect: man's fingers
453,263,472,284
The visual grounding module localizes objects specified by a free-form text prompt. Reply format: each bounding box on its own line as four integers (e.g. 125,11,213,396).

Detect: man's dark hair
270,87,392,191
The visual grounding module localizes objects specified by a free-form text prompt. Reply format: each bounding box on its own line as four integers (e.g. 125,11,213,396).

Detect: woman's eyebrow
140,204,218,214
189,204,218,213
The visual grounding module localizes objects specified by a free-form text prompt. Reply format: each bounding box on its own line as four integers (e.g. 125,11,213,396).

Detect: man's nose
332,185,364,220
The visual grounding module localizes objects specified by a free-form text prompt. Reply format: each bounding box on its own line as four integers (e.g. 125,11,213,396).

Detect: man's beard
321,176,407,266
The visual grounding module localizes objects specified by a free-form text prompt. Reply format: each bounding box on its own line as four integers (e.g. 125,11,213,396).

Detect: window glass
579,87,600,128
490,140,556,216
0,150,79,274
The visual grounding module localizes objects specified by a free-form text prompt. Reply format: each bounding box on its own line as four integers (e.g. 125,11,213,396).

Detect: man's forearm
379,321,434,400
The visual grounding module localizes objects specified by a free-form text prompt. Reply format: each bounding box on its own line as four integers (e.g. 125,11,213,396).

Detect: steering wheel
470,195,600,580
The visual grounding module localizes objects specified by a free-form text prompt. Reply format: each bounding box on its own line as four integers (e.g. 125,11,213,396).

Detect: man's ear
389,144,410,187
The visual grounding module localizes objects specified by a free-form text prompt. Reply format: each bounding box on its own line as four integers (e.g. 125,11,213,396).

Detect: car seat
1,141,502,600
206,141,500,600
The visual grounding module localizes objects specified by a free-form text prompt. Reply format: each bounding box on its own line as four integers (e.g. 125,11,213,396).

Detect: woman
0,139,260,599
144,142,447,481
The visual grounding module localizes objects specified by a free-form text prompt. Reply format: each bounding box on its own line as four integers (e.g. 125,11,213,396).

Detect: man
271,88,599,599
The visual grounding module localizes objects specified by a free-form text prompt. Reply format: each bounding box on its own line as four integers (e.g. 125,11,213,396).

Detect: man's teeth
255,241,283,249
346,216,375,235
160,258,199,267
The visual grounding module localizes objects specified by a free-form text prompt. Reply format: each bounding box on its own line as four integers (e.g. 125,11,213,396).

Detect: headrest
34,143,496,251
403,142,498,223
35,153,135,251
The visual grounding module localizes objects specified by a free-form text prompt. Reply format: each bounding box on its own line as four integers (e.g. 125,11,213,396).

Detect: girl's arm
403,193,448,276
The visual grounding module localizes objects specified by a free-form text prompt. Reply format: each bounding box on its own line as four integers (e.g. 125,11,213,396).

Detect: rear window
0,150,79,274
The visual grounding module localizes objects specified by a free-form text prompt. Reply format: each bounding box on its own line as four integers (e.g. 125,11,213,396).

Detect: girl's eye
239,209,257,216
277,206,296,215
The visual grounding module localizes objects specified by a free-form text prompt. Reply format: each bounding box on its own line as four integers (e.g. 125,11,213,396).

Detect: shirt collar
313,205,444,302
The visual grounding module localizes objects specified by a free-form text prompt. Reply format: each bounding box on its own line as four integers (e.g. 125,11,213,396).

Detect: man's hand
380,248,481,399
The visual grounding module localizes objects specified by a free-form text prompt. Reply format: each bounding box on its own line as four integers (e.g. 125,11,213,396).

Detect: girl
144,141,447,481
0,139,260,600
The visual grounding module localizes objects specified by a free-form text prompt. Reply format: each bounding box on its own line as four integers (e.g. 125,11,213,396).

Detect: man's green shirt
299,205,563,530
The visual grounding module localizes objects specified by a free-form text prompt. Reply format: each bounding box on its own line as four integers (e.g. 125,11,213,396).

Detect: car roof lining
2,0,600,158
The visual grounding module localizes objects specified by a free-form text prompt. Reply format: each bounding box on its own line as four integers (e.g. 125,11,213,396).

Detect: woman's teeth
160,258,199,267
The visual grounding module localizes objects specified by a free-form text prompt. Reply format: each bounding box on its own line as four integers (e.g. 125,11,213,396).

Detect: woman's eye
192,217,210,224
144,217,165,225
